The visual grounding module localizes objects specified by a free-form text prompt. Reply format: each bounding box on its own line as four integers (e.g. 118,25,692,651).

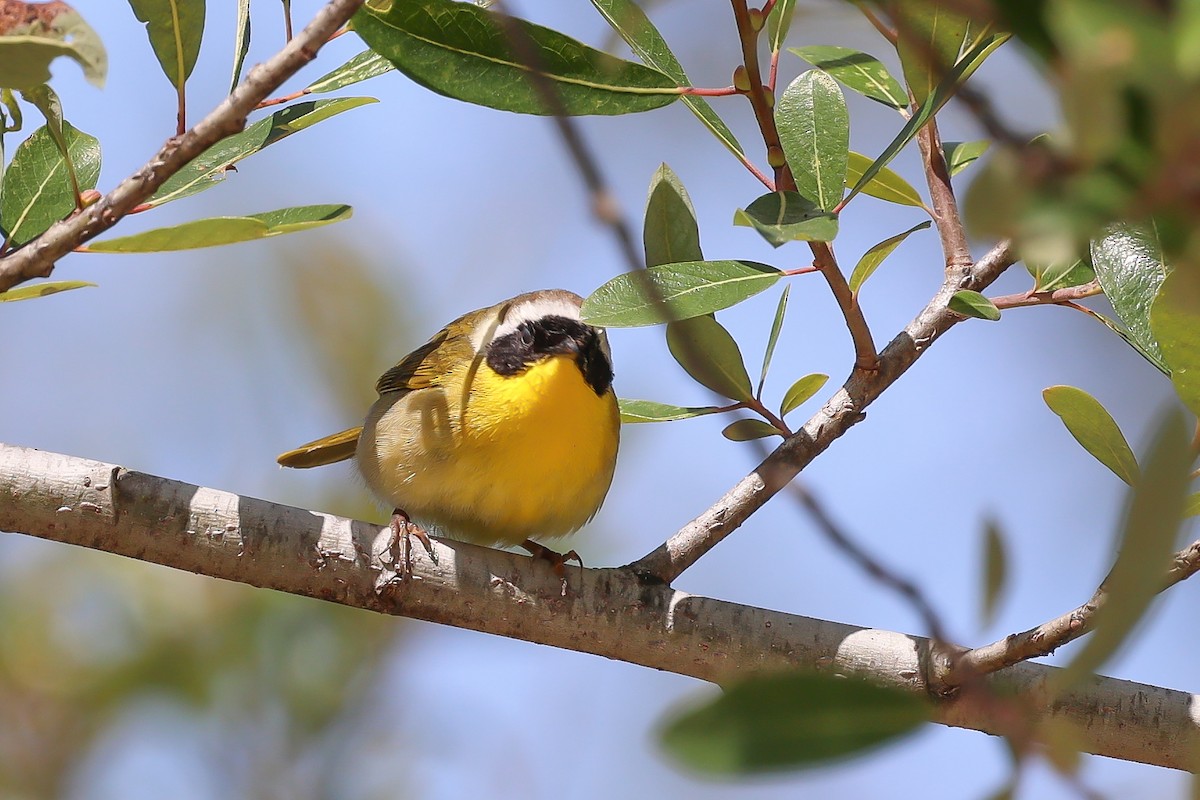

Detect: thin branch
916,118,973,276
0,443,1196,772
0,0,368,295
855,1,898,44
630,239,1018,584
991,281,1103,310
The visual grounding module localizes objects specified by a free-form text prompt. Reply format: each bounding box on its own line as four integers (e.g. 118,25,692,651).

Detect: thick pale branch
0,443,1196,772
0,0,366,294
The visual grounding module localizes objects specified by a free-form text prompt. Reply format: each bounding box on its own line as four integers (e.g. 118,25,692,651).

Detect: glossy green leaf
943,139,989,176
1054,408,1193,692
660,673,930,774
845,151,925,208
980,518,1008,628
1091,221,1168,366
667,315,753,402
948,290,1000,321
1,121,99,246
757,285,791,397
306,50,394,94
618,398,724,423
776,69,849,211
352,0,678,116
733,191,839,247
148,98,374,207
788,45,907,110
767,0,798,52
0,279,96,302
643,163,701,268
0,3,106,89
849,221,931,294
722,418,781,441
894,0,970,105
589,0,741,155
1043,386,1139,486
85,205,351,253
1150,267,1200,418
127,0,205,87
1024,258,1096,292
229,0,251,94
780,373,829,417
583,261,782,327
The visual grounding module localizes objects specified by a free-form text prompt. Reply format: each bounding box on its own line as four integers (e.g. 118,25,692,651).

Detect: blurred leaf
845,151,925,208
127,0,205,87
1,120,99,246
643,163,701,268
306,49,393,94
893,0,970,105
660,673,930,774
1185,493,1199,518
722,418,781,441
1024,258,1095,292
1054,407,1192,692
943,139,989,176
733,191,839,247
948,290,1000,321
590,0,741,155
229,0,251,94
980,517,1008,628
1037,717,1085,776
1043,386,1139,486
85,205,351,252
667,315,753,401
849,221,931,294
767,0,797,52
148,98,374,207
788,45,907,110
352,0,678,116
1091,221,1167,365
780,373,829,417
0,1,106,89
0,279,95,302
776,69,849,211
619,398,724,423
583,260,782,327
1150,266,1200,417
757,285,791,396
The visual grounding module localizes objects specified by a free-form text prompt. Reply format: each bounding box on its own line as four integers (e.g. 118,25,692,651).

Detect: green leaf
589,0,741,155
733,191,839,247
0,279,95,302
845,151,925,208
352,0,679,116
757,285,791,397
776,69,849,211
229,0,251,94
942,139,989,177
0,3,106,89
1091,221,1168,366
1186,493,1200,518
127,0,205,87
981,517,1008,628
1042,386,1139,486
948,290,1000,321
1150,266,1200,418
1054,408,1193,692
306,50,394,94
643,163,702,268
660,673,930,774
780,373,829,417
84,205,352,253
849,221,931,294
1,121,99,246
618,398,724,423
843,33,1008,207
722,418,781,441
582,261,782,327
1024,258,1096,292
767,0,798,52
147,98,374,207
788,45,907,111
667,315,753,402
893,0,971,105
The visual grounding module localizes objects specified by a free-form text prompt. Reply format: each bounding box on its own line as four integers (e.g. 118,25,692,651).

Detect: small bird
277,289,620,561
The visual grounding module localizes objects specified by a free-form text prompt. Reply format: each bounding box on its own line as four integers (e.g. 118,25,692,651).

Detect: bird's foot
391,509,438,575
521,539,583,597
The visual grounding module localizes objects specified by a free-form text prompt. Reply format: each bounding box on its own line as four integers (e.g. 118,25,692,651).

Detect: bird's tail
276,426,363,468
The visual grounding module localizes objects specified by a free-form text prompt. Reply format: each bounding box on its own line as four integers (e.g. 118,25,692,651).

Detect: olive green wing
374,316,479,395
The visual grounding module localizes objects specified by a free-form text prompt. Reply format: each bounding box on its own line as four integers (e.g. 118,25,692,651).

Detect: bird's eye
519,324,535,345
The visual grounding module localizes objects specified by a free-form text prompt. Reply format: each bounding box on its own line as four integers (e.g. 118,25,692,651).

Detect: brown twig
990,281,1103,310
916,118,973,276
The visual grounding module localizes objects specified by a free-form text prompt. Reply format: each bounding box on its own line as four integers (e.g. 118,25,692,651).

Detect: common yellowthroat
277,289,620,552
